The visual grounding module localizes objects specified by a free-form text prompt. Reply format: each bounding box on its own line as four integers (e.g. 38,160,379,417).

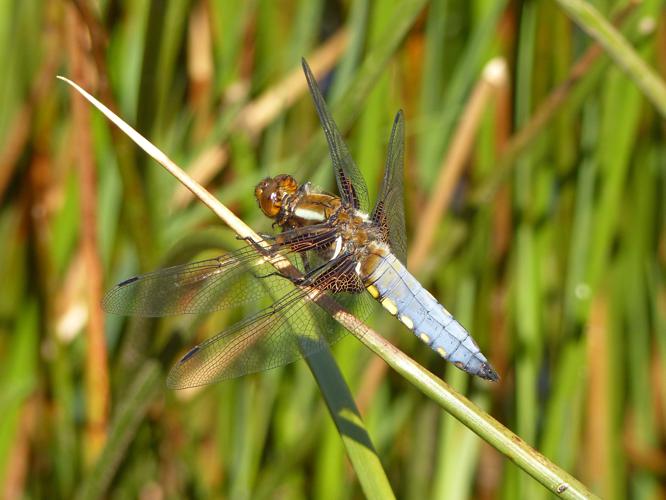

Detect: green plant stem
473,1,642,204
556,0,666,118
304,347,395,500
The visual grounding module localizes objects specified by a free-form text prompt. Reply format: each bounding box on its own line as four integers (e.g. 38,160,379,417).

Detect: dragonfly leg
251,268,304,285
251,262,323,287
236,234,275,245
236,235,279,256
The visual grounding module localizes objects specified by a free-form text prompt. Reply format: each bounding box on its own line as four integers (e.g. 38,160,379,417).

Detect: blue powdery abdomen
363,252,498,381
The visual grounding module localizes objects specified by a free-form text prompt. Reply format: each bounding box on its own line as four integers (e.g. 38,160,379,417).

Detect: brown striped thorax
254,175,389,280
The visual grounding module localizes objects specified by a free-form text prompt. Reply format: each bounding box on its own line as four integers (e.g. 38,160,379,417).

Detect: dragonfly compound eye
255,178,282,218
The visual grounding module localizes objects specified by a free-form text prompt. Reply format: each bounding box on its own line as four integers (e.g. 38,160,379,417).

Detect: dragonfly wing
166,288,344,388
301,58,370,212
166,251,377,388
102,226,339,317
371,110,407,264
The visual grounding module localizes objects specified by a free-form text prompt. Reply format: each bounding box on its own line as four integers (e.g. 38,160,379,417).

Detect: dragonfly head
255,174,300,219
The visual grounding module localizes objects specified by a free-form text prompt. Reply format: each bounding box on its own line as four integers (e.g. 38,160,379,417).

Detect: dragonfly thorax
257,175,384,267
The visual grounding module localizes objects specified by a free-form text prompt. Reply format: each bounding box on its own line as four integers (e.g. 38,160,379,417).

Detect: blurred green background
1,0,665,498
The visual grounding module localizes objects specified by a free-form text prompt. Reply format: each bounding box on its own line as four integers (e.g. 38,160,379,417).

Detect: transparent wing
301,58,370,212
371,110,407,264
102,226,339,317
166,257,374,388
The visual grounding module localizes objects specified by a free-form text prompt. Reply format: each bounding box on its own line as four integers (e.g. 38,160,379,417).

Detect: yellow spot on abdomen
366,285,380,298
436,347,447,358
399,314,414,330
381,297,398,315
419,332,431,344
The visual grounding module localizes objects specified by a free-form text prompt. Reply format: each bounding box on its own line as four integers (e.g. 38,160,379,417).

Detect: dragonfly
103,59,499,389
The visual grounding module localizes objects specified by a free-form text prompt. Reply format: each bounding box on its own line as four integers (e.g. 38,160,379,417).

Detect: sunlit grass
0,1,664,498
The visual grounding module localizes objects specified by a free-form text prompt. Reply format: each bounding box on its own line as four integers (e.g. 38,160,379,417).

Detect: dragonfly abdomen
362,250,498,381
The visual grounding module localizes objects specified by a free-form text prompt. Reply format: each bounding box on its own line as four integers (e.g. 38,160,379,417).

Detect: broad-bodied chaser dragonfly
103,59,499,388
